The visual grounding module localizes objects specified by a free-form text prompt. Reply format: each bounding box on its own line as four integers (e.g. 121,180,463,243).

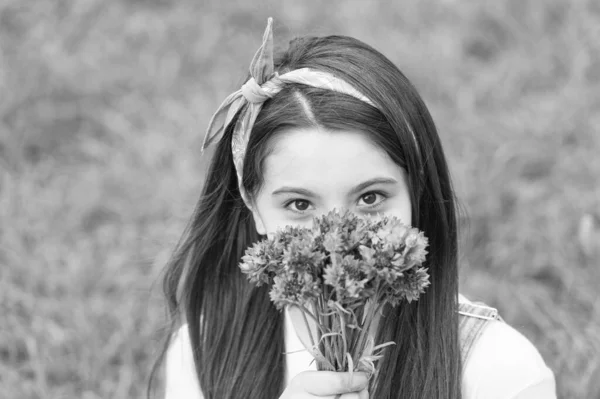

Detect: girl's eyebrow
271,177,398,197
350,177,399,195
272,187,319,198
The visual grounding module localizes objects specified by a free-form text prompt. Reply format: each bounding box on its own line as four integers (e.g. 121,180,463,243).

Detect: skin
248,127,412,236
246,127,412,399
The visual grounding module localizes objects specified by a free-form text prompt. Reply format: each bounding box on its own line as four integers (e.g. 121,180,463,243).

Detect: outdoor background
1,0,599,398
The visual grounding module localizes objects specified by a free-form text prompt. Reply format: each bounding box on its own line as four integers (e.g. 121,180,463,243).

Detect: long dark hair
151,34,461,399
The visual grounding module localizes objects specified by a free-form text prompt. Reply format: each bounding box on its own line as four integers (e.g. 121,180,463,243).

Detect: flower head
240,209,430,311
323,254,373,304
314,209,368,254
383,267,431,306
283,228,326,274
269,271,322,310
239,238,285,286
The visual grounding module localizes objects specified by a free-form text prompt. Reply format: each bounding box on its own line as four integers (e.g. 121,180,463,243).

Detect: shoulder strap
458,299,503,366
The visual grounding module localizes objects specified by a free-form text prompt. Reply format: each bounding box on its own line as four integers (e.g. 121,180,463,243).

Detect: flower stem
297,304,328,336
338,308,349,371
300,308,316,351
313,299,335,371
334,314,343,369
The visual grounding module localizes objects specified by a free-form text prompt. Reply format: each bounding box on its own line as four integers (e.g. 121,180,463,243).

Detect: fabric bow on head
201,17,278,204
202,17,380,204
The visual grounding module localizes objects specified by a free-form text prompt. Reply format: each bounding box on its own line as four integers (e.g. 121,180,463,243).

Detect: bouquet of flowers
239,209,430,376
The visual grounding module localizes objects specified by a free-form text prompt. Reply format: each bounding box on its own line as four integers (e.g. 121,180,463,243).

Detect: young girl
155,18,556,399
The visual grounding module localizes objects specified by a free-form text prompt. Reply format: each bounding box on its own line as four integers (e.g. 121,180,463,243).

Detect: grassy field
1,0,599,398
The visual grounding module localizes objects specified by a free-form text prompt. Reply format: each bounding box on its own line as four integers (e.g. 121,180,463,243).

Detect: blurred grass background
0,0,599,398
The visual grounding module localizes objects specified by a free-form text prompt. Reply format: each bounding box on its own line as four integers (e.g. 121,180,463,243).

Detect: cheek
384,190,413,226
401,191,413,225
401,202,413,226
389,171,413,226
263,211,313,234
253,196,314,236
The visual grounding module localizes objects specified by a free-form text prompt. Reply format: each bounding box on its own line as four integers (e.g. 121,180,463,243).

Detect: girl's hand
280,371,369,398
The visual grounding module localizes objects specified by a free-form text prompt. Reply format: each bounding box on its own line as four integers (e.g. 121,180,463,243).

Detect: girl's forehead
262,127,403,189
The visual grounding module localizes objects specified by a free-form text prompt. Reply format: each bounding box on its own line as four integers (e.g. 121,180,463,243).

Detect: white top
165,295,556,399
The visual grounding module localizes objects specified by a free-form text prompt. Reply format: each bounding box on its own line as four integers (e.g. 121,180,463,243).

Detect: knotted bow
201,18,378,204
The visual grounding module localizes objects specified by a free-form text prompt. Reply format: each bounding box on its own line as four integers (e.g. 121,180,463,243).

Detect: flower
239,239,284,286
322,228,344,254
240,209,431,374
383,267,431,306
374,221,409,248
283,229,326,274
323,255,375,305
269,271,322,310
403,230,429,268
314,209,368,254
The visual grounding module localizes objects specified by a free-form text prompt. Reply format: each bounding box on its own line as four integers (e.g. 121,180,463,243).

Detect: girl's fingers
337,389,368,399
292,371,369,396
321,393,361,399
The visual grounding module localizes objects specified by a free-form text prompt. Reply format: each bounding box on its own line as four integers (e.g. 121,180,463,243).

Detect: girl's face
249,128,412,236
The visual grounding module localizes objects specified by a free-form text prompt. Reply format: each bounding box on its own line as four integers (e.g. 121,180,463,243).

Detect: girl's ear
240,191,267,236
244,198,267,236
249,207,267,236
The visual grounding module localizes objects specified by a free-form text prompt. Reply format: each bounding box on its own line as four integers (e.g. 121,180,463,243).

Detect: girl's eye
286,199,313,213
361,193,378,205
294,200,310,211
357,191,386,208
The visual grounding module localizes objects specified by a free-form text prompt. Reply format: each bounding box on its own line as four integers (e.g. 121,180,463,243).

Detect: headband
201,18,416,204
